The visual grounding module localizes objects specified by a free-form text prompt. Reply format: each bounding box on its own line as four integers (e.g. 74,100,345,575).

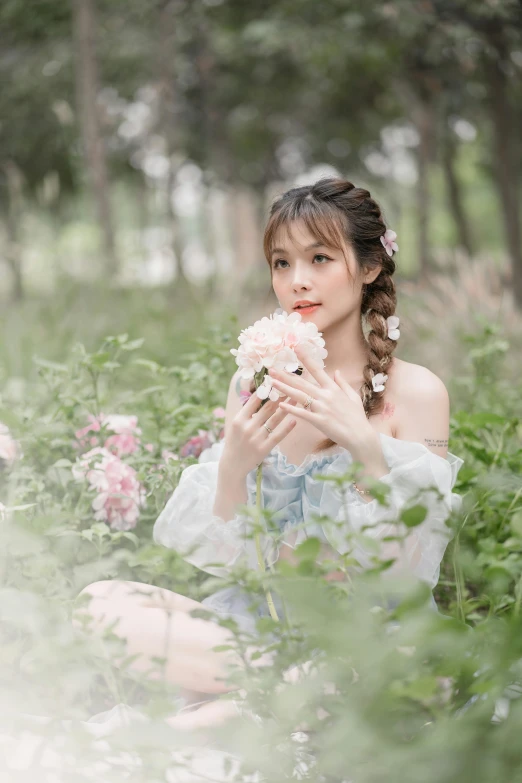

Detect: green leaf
510,511,522,538
400,505,428,528
295,537,321,561
51,458,73,469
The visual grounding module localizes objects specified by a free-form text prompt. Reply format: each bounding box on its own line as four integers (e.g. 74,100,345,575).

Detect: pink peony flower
212,407,226,420
75,415,101,445
230,310,327,399
144,443,154,453
72,447,146,531
104,432,140,457
180,430,213,459
75,413,142,456
0,422,21,468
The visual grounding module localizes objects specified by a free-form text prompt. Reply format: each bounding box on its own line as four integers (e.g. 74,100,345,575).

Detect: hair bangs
263,196,349,268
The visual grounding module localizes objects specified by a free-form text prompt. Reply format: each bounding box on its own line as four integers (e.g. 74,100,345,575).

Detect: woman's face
269,219,365,330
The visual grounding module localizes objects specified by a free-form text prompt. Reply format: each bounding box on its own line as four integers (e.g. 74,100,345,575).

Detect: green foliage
0,314,521,779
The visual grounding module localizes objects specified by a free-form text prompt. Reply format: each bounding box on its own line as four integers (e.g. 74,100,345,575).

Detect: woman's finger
266,411,297,443
250,397,280,423
266,398,297,427
237,387,264,420
267,375,319,403
268,369,318,398
278,399,315,424
294,344,334,389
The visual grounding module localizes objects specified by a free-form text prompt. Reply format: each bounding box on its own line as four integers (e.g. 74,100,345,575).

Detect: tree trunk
157,0,201,304
414,101,434,279
72,0,118,277
4,161,24,302
484,46,522,308
441,133,474,257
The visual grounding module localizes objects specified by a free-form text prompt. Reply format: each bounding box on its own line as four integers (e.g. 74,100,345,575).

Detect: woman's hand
220,386,296,479
267,344,377,459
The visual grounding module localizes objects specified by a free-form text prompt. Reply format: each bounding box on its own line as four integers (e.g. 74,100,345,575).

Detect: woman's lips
295,304,321,315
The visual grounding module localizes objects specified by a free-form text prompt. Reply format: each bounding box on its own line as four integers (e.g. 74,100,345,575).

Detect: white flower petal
257,385,270,400
284,362,300,373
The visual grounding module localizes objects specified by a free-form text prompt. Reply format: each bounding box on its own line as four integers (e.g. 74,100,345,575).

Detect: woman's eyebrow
271,242,326,256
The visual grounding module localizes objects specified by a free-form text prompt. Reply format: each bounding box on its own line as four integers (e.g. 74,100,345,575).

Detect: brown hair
256,177,398,453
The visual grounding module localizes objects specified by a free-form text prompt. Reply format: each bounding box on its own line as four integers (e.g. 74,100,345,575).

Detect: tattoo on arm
235,375,243,397
424,438,448,449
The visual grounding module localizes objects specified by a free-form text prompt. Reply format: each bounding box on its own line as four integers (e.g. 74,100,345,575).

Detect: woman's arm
212,370,248,521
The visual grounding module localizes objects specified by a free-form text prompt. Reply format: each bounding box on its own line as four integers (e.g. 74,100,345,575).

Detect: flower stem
255,463,280,622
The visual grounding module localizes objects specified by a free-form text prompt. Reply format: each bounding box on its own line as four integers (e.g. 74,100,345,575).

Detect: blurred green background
0,0,520,383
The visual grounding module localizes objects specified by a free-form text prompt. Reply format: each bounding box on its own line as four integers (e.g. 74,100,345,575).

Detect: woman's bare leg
72,580,275,695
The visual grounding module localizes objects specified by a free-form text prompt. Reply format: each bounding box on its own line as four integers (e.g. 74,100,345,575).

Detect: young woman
73,178,464,734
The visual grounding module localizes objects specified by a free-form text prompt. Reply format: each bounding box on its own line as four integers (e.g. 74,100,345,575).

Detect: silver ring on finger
303,395,314,411
264,423,273,435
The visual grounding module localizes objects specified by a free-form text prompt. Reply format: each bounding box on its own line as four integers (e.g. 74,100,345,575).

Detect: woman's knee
72,579,149,635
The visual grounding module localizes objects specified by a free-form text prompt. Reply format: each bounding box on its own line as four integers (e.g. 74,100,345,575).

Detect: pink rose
0,422,21,468
104,432,140,457
180,430,213,459
72,447,146,531
75,413,143,456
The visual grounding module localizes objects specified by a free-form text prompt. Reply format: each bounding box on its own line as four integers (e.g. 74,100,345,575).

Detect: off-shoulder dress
153,434,464,633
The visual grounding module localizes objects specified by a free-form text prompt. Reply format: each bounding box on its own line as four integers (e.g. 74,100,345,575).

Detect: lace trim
268,444,345,476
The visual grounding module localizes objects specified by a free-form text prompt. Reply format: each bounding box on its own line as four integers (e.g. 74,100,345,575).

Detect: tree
72,0,118,276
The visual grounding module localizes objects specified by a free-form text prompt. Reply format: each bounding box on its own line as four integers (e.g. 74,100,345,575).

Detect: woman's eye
273,255,331,269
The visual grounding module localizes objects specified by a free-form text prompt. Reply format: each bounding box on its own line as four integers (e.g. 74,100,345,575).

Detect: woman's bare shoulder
387,357,448,397
386,358,450,445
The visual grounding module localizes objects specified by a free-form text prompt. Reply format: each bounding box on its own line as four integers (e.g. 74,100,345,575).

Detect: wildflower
372,372,388,392
72,447,146,531
380,229,399,257
75,413,142,457
0,422,21,468
180,430,213,459
386,315,400,340
257,375,281,402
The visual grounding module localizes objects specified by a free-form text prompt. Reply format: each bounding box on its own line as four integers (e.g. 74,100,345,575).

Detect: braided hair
257,177,398,453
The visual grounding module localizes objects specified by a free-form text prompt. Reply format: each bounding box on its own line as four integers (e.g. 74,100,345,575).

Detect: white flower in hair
372,372,388,392
386,315,400,340
380,229,399,257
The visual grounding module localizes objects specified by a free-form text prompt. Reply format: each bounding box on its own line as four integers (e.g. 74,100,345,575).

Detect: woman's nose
290,263,312,290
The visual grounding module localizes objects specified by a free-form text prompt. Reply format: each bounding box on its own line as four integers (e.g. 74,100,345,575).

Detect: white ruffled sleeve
153,441,278,579
314,435,465,590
